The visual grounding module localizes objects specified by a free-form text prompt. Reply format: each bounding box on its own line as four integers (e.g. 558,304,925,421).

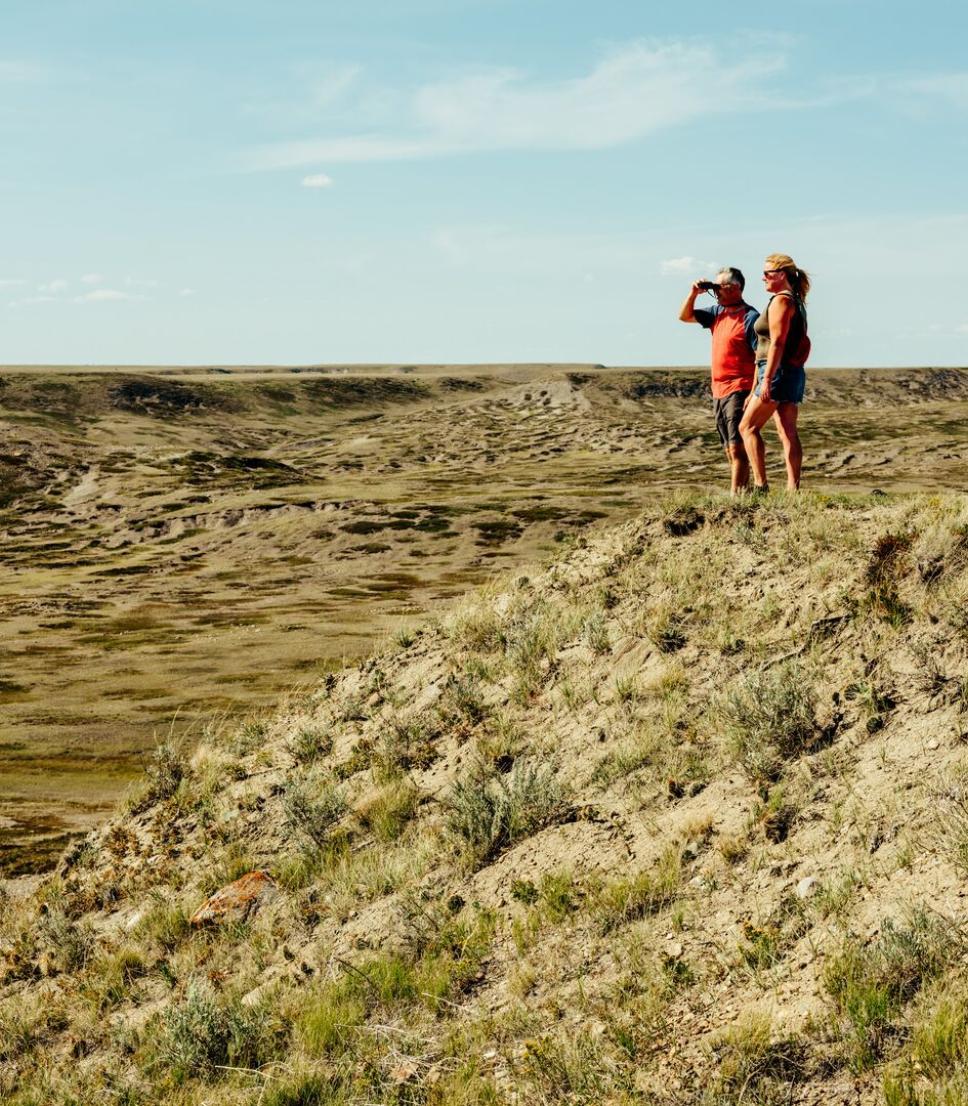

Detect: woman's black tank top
754,292,808,367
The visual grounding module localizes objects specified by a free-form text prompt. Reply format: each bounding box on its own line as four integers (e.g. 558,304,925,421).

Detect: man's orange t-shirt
694,303,759,399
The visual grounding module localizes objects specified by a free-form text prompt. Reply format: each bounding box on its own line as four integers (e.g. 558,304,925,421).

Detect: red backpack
790,297,811,367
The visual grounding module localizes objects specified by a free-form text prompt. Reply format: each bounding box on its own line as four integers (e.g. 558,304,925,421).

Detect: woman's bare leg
739,395,778,488
773,403,802,490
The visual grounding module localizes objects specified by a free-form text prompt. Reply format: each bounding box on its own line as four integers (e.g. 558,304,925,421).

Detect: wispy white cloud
74,288,141,303
432,225,513,266
430,223,695,278
901,72,968,109
8,275,169,307
38,278,69,294
301,172,334,188
0,60,46,83
178,287,195,297
660,256,718,276
244,40,788,169
241,62,368,127
7,295,57,308
306,64,363,110
256,136,437,167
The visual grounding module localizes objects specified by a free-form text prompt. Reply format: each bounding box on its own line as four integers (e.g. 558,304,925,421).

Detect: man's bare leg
773,404,802,490
739,395,778,489
726,443,750,495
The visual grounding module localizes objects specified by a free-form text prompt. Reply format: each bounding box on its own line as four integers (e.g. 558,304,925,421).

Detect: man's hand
678,282,706,323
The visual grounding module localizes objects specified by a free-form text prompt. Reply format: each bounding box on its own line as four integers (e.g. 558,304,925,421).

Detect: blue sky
1,0,966,366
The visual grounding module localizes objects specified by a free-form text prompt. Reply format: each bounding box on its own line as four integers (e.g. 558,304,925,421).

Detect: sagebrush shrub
376,710,441,775
129,739,187,811
445,759,570,865
160,982,282,1082
713,661,816,784
283,780,347,848
288,726,333,764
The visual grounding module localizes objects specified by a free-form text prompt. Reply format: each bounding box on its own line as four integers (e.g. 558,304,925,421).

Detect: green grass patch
824,910,964,1071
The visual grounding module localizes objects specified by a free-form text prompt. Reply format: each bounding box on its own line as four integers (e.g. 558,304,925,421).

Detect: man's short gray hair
716,266,745,290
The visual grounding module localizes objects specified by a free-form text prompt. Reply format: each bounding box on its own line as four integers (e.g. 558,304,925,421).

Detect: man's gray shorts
714,390,750,448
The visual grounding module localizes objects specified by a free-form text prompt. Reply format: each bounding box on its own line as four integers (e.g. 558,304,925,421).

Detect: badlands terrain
1,489,968,1104
1,363,967,875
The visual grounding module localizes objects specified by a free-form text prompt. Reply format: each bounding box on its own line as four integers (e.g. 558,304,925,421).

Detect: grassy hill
2,490,968,1104
3,364,968,876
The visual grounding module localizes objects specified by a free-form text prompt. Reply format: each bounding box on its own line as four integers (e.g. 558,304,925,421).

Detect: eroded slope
2,492,968,1104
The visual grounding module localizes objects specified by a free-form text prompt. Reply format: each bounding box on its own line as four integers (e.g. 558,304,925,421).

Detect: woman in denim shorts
739,254,811,491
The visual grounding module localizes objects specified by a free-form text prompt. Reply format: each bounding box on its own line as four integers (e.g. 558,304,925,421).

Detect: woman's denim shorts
754,360,806,404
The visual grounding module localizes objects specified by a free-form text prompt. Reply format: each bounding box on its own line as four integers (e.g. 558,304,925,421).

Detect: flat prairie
1,363,966,873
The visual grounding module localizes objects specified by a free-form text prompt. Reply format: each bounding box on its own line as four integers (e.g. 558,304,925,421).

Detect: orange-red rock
189,870,278,926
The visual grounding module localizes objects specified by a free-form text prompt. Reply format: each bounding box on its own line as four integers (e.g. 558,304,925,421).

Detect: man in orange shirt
678,267,759,494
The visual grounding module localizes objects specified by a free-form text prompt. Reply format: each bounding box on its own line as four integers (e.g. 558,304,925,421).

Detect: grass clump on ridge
375,709,441,776
283,778,347,849
910,992,968,1077
506,601,570,703
356,780,420,842
79,946,147,1013
155,980,285,1083
126,737,188,813
437,671,489,728
643,602,688,654
882,987,968,1104
713,660,817,786
293,907,494,1065
933,774,968,877
287,724,333,764
824,909,965,1071
0,995,61,1066
260,1073,342,1106
514,1030,608,1104
704,1014,805,1106
447,600,508,653
445,757,571,866
594,844,685,933
36,904,94,974
863,531,914,626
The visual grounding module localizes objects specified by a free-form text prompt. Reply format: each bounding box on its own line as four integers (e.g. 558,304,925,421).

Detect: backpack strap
769,290,806,321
